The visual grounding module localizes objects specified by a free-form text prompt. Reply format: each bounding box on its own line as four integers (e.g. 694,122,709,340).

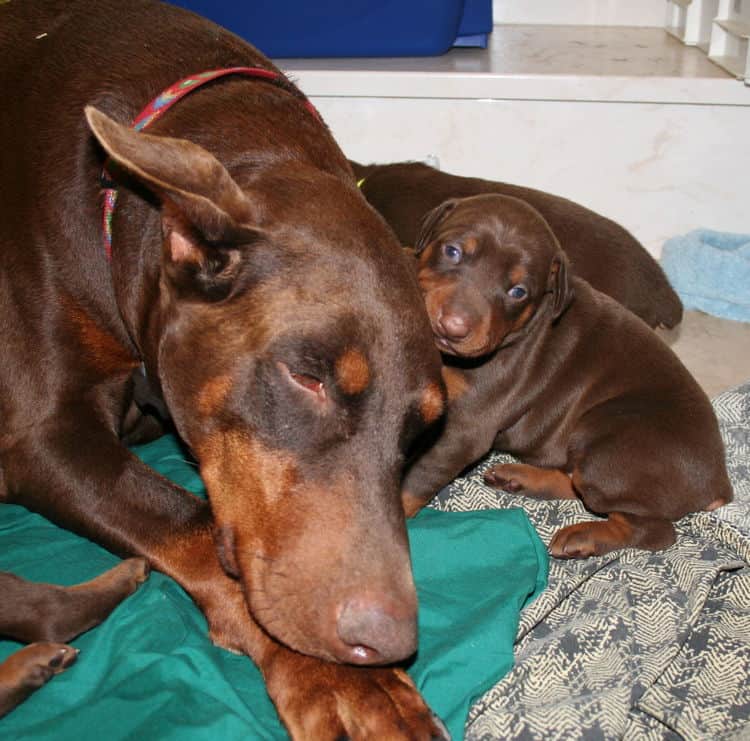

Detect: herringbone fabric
431,382,750,740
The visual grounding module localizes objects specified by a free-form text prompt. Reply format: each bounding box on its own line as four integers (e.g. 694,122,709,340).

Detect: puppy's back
352,161,682,330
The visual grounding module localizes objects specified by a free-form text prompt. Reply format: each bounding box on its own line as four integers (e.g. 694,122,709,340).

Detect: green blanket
0,435,547,740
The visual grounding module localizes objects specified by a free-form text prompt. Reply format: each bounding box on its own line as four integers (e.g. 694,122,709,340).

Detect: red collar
101,67,321,257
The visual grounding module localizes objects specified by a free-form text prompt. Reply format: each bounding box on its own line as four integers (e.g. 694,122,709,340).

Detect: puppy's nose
437,311,470,340
337,596,417,664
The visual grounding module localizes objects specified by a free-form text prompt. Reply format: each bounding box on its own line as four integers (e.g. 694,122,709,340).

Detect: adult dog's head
86,107,445,666
414,194,574,358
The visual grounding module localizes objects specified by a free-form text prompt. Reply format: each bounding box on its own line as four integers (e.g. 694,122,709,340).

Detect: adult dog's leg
3,412,447,739
0,643,78,718
0,561,149,645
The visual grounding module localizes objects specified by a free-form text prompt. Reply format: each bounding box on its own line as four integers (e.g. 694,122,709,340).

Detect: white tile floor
660,310,750,398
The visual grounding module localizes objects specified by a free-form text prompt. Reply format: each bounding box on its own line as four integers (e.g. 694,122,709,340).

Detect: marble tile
278,26,747,104
315,96,750,258
279,26,729,78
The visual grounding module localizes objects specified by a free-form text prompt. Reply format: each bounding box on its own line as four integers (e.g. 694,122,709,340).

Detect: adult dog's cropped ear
414,199,458,255
548,251,575,321
85,106,264,300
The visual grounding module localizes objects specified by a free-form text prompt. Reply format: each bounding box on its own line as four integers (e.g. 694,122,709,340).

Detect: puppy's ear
548,252,574,321
415,199,458,255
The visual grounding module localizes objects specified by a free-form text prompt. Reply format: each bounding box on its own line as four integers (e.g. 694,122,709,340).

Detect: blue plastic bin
169,1,493,57
455,0,493,47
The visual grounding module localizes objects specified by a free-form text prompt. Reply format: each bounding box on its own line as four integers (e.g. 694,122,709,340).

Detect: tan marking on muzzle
417,264,444,294
511,303,536,332
197,374,233,415
335,348,370,395
442,366,469,401
198,431,299,532
416,243,436,263
419,382,445,425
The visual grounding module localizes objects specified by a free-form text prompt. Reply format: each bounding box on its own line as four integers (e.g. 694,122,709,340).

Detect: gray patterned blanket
432,382,750,740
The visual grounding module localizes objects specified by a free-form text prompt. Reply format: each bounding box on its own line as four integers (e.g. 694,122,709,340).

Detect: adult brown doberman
400,194,731,557
0,2,447,736
350,160,683,330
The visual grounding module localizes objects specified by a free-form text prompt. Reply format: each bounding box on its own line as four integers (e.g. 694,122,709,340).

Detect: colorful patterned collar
101,66,321,258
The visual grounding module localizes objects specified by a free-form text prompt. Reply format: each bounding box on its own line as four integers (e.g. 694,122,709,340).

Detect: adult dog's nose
337,596,417,664
436,310,471,340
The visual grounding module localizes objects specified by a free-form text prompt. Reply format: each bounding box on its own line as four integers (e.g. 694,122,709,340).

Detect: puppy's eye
442,243,463,264
508,285,527,300
278,362,326,400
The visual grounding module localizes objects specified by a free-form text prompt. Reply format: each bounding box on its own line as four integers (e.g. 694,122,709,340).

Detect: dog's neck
101,67,321,260
102,68,326,376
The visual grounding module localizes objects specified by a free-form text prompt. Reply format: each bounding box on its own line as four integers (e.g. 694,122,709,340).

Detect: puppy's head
414,194,574,357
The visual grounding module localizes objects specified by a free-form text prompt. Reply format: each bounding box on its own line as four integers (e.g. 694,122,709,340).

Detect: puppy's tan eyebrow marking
335,348,370,395
419,382,445,424
462,237,478,256
510,265,526,285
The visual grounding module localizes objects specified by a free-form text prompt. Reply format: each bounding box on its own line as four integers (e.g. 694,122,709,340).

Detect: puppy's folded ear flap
85,106,263,300
548,251,575,321
415,199,458,255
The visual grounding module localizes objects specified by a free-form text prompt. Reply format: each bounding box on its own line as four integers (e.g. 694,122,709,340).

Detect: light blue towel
661,229,750,323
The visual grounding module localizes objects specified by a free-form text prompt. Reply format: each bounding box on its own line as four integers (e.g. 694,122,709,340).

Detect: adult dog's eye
508,284,527,300
290,372,324,394
278,362,326,400
442,243,463,264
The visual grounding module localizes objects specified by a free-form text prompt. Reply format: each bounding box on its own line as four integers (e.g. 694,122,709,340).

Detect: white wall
492,0,665,26
315,95,749,258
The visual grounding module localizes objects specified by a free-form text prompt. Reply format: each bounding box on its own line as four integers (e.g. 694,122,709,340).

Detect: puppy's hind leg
549,512,675,559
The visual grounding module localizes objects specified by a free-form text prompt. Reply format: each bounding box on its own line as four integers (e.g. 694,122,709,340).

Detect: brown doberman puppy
0,559,149,717
400,194,732,557
1,2,447,737
350,160,683,330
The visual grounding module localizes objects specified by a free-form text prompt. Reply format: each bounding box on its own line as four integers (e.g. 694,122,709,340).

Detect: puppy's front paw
484,463,576,500
483,464,525,493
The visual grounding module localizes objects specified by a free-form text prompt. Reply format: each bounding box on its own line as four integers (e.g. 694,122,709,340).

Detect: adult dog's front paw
265,650,449,740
